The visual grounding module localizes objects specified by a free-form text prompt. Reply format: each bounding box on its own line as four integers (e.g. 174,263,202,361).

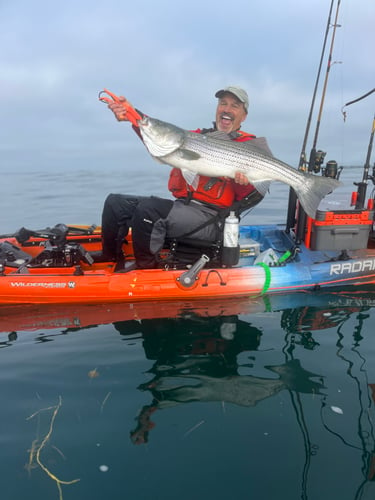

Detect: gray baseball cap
215,86,249,112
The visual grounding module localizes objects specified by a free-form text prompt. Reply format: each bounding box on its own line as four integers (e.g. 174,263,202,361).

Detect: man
97,86,267,270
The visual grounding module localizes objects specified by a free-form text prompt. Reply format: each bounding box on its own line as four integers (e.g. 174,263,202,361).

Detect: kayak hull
1,224,375,304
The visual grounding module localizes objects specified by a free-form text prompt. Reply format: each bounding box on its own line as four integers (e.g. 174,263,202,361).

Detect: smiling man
96,85,269,270
215,86,249,133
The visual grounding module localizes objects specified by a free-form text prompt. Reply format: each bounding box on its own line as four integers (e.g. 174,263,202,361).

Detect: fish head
139,116,186,158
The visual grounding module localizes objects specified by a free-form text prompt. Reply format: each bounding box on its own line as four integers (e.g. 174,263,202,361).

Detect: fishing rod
341,89,375,210
301,0,336,171
294,0,342,244
309,0,342,169
354,112,375,210
286,0,336,233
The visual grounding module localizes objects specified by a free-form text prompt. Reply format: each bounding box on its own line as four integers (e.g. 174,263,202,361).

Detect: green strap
278,250,291,264
256,262,271,295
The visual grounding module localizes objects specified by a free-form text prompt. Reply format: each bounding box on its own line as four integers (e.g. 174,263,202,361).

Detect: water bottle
221,211,240,267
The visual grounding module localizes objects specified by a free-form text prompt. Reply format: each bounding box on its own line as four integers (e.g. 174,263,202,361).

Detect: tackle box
239,237,260,257
305,196,374,251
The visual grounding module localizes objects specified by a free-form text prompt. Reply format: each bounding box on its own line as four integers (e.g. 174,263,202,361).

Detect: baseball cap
215,86,249,112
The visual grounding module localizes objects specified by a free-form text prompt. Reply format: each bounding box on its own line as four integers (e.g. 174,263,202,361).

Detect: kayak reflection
1,288,375,335
113,313,327,445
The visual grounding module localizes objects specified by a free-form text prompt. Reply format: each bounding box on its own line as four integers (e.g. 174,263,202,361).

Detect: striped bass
138,116,341,218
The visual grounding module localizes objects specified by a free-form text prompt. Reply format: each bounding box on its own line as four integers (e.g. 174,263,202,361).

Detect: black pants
101,193,147,261
101,194,221,268
101,194,175,267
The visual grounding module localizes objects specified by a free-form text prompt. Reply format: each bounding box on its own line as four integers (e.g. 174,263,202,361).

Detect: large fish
138,116,341,218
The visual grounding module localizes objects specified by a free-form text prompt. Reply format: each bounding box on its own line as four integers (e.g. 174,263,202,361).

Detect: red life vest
167,129,256,208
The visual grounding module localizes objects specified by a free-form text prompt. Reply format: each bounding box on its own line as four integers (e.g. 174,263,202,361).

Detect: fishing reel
30,241,93,268
321,160,343,180
312,150,326,173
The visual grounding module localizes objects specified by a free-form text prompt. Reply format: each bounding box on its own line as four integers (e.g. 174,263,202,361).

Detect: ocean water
1,165,375,500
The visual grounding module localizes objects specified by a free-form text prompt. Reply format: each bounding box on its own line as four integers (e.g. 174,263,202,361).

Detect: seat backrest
232,190,264,216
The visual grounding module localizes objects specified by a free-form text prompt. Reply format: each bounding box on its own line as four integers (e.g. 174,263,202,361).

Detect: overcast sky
1,0,374,174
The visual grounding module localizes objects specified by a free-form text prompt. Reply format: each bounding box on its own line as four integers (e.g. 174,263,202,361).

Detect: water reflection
0,331,17,348
109,291,374,499
1,290,375,498
283,302,375,499
113,316,325,445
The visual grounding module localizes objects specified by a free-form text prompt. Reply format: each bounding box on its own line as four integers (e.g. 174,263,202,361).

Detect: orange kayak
1,223,375,304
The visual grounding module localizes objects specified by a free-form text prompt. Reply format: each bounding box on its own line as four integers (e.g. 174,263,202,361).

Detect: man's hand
108,96,130,121
234,171,249,185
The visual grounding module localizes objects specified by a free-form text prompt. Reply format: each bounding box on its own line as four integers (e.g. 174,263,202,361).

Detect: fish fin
177,149,201,161
248,137,274,157
203,131,273,157
155,148,200,164
181,169,199,189
294,174,341,218
207,132,274,156
266,360,325,394
200,130,274,157
251,180,271,196
204,131,232,141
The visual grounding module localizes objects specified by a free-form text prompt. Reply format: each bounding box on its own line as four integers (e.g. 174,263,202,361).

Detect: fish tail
294,174,341,219
266,360,326,394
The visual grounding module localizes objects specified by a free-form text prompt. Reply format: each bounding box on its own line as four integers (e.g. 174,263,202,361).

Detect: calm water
1,166,375,500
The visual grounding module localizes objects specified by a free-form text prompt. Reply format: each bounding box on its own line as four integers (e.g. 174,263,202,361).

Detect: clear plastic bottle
222,211,240,267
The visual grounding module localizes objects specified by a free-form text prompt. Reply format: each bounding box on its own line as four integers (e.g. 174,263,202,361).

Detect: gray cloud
1,0,374,173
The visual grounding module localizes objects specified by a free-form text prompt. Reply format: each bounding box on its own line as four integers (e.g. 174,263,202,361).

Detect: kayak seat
161,191,265,269
162,237,222,269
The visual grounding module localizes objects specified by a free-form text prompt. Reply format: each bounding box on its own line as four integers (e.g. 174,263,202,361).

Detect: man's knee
103,193,120,210
132,198,174,266
132,198,173,235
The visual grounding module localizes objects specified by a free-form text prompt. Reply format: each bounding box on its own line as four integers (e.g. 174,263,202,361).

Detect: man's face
215,93,248,133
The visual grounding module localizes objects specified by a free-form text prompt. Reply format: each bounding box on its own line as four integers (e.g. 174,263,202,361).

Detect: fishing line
341,88,375,121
